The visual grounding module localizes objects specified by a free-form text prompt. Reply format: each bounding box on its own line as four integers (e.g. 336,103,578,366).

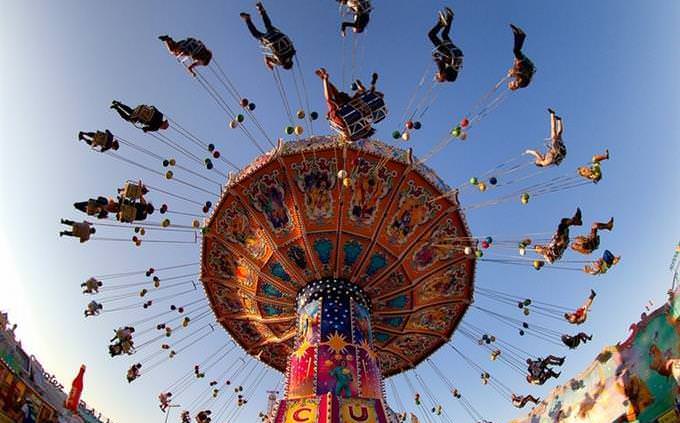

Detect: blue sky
0,1,678,422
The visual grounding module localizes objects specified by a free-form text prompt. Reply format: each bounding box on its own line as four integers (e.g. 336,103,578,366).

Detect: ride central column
273,278,390,423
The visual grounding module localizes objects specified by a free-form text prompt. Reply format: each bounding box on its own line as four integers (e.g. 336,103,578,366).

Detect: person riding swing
240,2,296,70
429,7,464,83
111,101,169,132
316,67,387,141
159,35,213,77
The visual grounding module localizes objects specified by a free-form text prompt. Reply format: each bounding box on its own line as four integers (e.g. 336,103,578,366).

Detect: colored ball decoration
469,176,478,185
169,159,176,166
463,246,472,255
240,98,249,107
520,192,530,204
236,114,245,123
413,121,422,130
478,182,487,192
296,110,305,119
213,151,220,159
161,219,171,228
337,170,348,180
310,111,319,120
405,120,414,130
392,130,401,139
208,143,215,152
401,132,410,141
489,176,498,185
285,126,294,135
294,125,304,136
165,171,174,180
229,119,238,129
248,102,256,111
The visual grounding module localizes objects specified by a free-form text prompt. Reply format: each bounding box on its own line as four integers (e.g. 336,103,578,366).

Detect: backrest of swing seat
179,39,204,55
93,131,110,146
122,183,143,199
363,93,387,123
135,106,155,123
261,32,294,57
329,117,370,140
119,203,137,222
86,199,100,215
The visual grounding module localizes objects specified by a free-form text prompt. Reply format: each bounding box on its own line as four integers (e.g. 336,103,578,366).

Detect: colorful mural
201,138,475,376
512,287,680,423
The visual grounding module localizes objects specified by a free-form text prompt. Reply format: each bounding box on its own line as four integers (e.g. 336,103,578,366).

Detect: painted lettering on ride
292,407,312,422
348,405,369,421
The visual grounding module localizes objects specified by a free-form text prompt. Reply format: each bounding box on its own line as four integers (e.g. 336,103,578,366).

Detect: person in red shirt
565,290,596,324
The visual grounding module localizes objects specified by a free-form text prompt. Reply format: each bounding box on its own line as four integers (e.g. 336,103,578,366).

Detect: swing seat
329,91,387,141
119,203,137,223
261,31,295,61
134,105,157,123
122,182,144,200
178,38,206,57
434,41,464,71
93,131,112,147
86,199,100,215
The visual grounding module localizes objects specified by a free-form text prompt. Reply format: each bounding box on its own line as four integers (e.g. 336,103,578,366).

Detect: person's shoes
605,149,610,159
590,289,597,299
255,2,264,11
158,35,170,41
438,10,448,26
315,68,327,79
553,372,561,378
340,28,346,37
586,334,593,341
78,131,85,140
548,108,555,115
572,208,583,226
510,24,525,36
444,7,454,18
371,72,378,84
605,217,614,230
239,12,250,20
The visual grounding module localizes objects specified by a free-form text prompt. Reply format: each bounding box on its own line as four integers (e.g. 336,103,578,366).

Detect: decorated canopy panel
200,136,476,376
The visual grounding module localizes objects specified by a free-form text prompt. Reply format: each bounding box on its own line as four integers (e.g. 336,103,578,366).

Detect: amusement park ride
62,2,631,422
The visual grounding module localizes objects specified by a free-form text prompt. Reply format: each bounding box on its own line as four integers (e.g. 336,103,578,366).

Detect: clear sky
0,1,678,422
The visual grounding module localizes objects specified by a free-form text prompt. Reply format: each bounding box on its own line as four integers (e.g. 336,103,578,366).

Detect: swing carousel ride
63,2,620,423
